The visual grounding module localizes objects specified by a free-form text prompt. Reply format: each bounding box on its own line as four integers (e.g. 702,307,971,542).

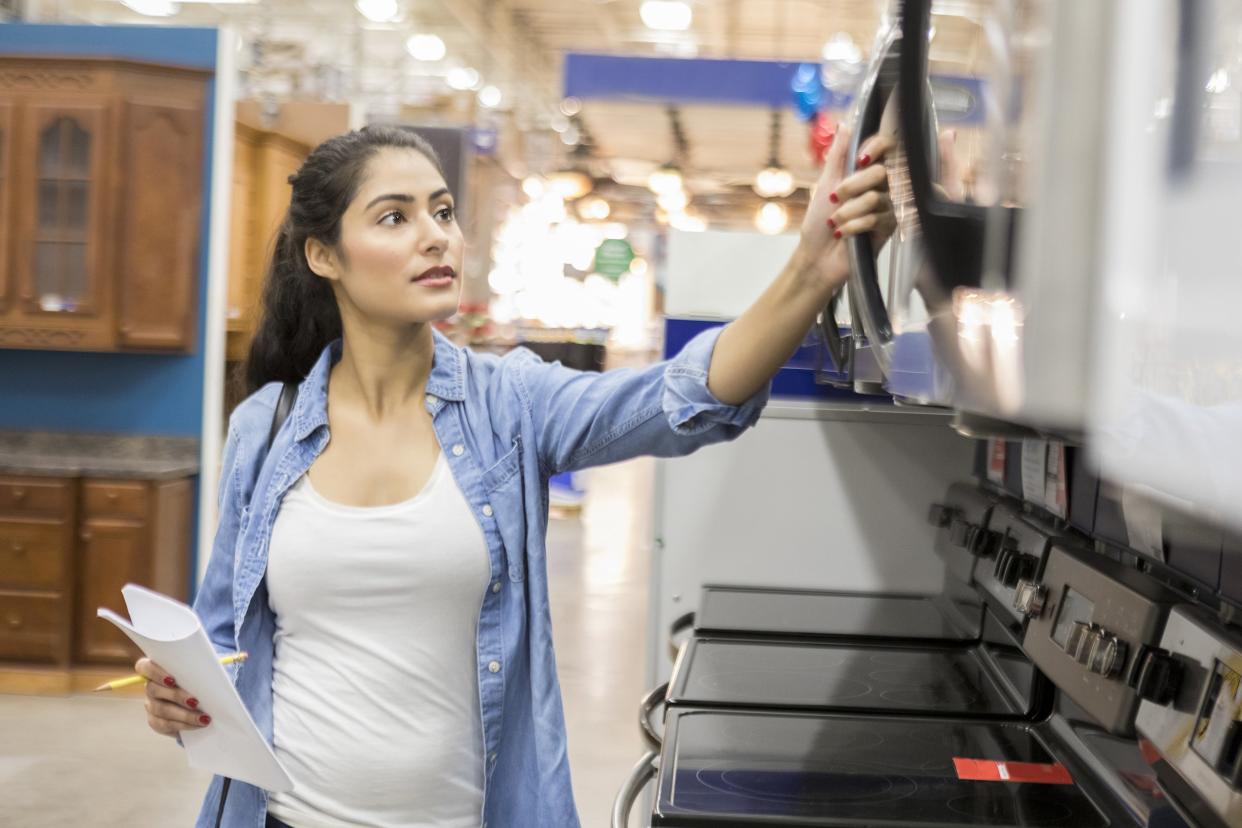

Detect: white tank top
265,452,490,828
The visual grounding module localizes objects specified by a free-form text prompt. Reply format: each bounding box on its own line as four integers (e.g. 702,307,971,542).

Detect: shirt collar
292,329,466,442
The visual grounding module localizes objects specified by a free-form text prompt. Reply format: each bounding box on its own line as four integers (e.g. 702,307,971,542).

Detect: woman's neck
331,321,435,422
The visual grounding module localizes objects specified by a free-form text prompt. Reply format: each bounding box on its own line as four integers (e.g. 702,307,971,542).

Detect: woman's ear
304,237,340,281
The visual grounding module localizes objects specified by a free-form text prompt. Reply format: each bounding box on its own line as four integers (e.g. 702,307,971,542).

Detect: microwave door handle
1169,0,1208,181
818,291,850,380
847,26,901,376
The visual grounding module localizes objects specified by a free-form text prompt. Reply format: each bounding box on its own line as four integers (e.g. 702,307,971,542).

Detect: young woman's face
322,147,465,325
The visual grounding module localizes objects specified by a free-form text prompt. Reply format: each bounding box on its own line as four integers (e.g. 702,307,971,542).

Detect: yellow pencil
92,652,249,692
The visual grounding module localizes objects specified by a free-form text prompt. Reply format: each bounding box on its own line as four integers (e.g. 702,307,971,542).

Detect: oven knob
1130,647,1184,706
1077,628,1104,665
973,528,1003,559
1088,634,1128,679
998,552,1037,589
928,504,957,528
1012,579,1047,618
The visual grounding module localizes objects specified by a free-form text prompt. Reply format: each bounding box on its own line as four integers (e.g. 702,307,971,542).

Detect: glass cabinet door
22,104,105,316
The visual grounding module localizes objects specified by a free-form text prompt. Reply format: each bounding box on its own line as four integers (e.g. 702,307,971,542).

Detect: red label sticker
953,758,1074,785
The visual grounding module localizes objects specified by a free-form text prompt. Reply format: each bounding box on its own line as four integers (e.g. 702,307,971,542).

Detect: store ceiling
53,0,985,208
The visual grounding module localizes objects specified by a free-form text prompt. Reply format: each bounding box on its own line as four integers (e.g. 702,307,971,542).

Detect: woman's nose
417,212,449,253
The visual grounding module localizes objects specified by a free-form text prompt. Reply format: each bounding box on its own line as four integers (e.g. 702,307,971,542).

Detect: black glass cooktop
697,586,977,641
654,710,1116,827
668,637,1021,716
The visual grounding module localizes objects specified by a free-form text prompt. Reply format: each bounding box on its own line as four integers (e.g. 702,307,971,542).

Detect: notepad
98,583,294,793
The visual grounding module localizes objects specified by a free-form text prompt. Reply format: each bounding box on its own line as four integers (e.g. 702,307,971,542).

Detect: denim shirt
190,326,768,828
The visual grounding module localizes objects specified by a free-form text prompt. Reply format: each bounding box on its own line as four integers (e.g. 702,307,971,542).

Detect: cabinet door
18,102,109,318
75,520,149,664
116,101,203,351
0,100,13,314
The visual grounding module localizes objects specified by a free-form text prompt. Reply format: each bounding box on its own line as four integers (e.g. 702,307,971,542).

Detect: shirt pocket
480,437,526,582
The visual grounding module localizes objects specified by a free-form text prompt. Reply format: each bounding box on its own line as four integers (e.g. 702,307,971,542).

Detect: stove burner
865,651,925,668
946,793,1075,825
696,760,919,805
697,671,873,703
879,684,978,707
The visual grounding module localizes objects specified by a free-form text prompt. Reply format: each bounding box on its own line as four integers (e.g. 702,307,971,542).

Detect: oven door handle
667,611,695,661
611,750,660,828
639,682,668,749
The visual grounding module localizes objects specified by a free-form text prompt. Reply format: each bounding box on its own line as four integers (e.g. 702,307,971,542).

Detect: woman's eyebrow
364,188,451,211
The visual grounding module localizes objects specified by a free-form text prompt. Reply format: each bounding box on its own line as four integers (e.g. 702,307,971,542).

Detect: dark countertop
0,431,200,480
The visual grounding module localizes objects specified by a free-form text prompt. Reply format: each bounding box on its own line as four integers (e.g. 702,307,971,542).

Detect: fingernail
163,677,176,687
829,192,839,204
186,698,199,709
199,715,211,726
827,217,837,229
858,153,871,167
834,229,843,239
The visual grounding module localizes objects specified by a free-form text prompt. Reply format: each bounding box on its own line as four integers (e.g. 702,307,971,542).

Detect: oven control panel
1137,606,1242,827
1021,544,1179,736
970,503,1052,629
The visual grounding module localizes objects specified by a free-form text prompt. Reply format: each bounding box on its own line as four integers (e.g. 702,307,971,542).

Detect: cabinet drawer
0,592,67,664
83,480,148,521
0,522,68,590
0,478,72,519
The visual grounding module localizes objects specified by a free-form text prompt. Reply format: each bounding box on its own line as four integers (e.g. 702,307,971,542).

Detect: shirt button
492,582,502,594
488,660,501,673
452,444,465,457
482,504,494,517
426,394,439,406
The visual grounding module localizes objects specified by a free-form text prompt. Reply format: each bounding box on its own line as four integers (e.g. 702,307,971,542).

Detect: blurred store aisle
0,458,654,828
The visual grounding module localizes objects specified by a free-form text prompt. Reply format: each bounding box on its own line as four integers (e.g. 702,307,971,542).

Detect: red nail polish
829,192,839,204
858,153,872,167
199,715,211,726
834,229,843,239
163,677,176,687
186,698,199,709
827,217,837,229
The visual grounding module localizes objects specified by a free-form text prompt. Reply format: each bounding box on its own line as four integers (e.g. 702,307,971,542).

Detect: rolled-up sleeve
515,325,770,475
663,326,770,435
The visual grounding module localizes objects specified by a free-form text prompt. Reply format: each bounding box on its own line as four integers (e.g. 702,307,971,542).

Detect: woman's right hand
135,657,211,737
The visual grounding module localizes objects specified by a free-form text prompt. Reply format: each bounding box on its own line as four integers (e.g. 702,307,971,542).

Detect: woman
136,124,895,828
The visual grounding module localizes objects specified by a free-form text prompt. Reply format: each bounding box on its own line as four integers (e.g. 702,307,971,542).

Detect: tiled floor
0,458,654,828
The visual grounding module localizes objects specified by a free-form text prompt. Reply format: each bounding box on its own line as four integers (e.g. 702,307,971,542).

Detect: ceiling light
755,201,789,235
547,170,593,200
560,127,581,146
446,67,480,90
560,97,583,117
522,176,545,199
356,0,400,23
578,196,611,221
478,86,503,108
754,166,795,199
657,189,689,213
647,165,683,195
1207,68,1231,94
122,0,179,15
821,32,861,64
406,34,446,62
670,212,707,232
641,1,692,32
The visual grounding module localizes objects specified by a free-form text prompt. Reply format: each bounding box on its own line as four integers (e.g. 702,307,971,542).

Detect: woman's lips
412,266,455,287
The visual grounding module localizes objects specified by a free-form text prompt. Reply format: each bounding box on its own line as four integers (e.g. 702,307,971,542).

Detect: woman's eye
379,210,405,225
437,206,455,222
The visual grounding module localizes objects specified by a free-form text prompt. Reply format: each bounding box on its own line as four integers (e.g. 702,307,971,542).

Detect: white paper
1021,439,1048,506
1121,485,1166,562
97,584,293,793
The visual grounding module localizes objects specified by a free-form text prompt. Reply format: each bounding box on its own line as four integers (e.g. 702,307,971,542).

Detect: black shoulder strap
268,381,298,452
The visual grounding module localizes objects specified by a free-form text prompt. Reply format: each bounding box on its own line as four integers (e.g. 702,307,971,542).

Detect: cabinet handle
11,489,26,503
5,612,21,630
12,542,24,555
106,491,120,502
80,530,92,542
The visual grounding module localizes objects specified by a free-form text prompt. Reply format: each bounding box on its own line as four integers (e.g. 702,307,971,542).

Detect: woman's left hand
796,129,898,298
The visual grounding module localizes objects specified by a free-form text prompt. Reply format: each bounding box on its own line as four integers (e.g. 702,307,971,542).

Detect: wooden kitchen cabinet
0,473,191,669
0,57,208,353
226,123,309,362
